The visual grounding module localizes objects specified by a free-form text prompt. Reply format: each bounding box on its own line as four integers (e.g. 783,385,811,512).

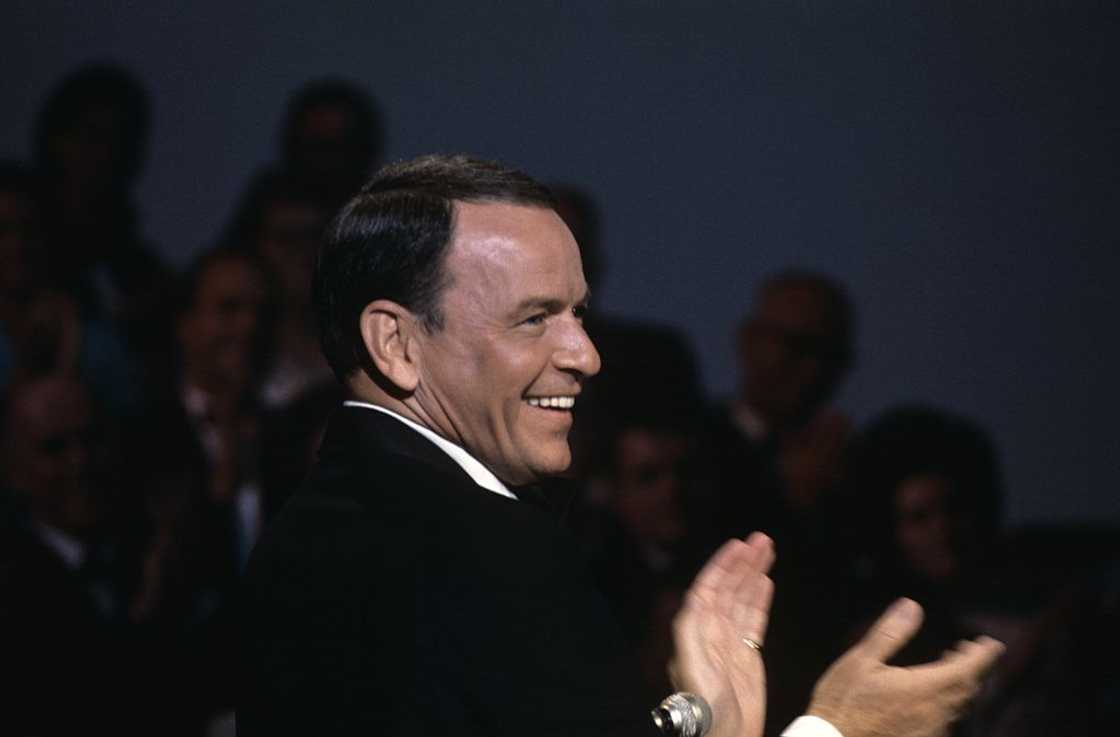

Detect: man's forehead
448,201,582,280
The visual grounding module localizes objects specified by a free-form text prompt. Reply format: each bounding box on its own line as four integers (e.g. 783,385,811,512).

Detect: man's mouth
525,396,576,410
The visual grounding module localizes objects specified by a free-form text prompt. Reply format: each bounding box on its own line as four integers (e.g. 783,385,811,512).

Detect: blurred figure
223,78,381,250
280,78,382,211
576,411,708,704
855,405,1002,606
226,172,333,408
701,270,856,737
0,375,142,736
850,405,1012,736
0,161,138,414
127,247,273,733
33,63,171,356
711,270,855,534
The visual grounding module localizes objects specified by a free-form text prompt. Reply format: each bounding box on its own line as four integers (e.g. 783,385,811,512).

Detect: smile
525,396,576,410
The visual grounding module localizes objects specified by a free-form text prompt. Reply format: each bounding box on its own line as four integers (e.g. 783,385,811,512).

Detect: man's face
412,202,600,486
740,283,847,429
258,199,327,305
2,378,105,537
179,256,268,394
612,427,689,546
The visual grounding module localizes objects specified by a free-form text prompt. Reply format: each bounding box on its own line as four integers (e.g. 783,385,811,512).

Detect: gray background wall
5,1,1117,528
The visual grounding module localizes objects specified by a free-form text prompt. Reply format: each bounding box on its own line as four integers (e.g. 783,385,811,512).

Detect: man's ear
358,300,420,393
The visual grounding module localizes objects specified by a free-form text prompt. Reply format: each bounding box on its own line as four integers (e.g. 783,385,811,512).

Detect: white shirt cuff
781,715,843,737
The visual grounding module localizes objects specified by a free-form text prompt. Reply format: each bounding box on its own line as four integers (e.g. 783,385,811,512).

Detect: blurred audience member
855,405,1002,609
226,172,333,408
33,63,171,356
708,270,855,539
702,270,856,737
280,78,382,211
0,161,139,414
224,78,380,246
850,404,1006,736
576,409,709,704
127,247,273,732
0,375,143,735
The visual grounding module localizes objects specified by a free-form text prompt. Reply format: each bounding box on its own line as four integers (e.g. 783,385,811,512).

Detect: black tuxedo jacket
238,405,656,736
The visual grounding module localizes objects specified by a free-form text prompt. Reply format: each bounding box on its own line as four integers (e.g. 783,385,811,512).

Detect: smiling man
238,155,1002,737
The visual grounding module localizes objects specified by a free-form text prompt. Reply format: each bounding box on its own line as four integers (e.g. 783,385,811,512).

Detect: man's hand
807,598,1005,737
670,532,775,737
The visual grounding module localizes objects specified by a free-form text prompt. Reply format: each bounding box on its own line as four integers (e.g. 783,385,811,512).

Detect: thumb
856,598,924,662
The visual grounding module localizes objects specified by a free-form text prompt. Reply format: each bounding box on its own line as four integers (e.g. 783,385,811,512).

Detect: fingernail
894,598,921,622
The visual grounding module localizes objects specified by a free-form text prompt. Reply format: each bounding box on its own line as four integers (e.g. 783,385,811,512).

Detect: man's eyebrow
511,289,591,314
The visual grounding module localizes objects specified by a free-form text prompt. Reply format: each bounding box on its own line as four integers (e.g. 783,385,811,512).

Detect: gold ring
741,636,763,653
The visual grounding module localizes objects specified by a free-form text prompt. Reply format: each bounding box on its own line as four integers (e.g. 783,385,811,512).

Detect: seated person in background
128,247,274,733
0,374,146,736
239,154,1003,737
576,407,710,704
852,404,1110,737
32,64,172,360
705,269,854,544
0,161,139,416
852,404,1006,653
703,270,858,737
225,171,334,408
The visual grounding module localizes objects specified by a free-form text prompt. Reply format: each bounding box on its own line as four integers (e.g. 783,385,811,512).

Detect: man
0,375,143,735
703,272,861,735
239,155,1003,737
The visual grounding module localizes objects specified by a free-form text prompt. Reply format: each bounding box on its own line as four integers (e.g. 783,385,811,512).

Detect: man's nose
555,319,601,379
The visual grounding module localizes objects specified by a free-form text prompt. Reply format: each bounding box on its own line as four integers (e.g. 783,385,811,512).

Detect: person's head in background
594,410,696,551
176,248,272,403
235,172,329,312
737,270,854,437
281,78,381,209
857,405,1002,588
34,63,150,221
1,375,114,541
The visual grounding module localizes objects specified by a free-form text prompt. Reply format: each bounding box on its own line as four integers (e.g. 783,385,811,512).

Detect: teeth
526,396,576,409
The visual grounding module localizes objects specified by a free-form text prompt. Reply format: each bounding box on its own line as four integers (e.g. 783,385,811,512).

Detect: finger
688,539,750,605
854,598,924,662
916,636,1006,684
715,534,774,613
744,531,775,575
733,573,774,647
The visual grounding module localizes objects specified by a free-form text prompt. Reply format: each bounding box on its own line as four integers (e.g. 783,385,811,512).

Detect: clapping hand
807,598,1005,737
670,532,775,737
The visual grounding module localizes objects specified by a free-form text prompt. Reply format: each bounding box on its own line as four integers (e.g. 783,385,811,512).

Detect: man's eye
523,313,547,326
572,304,588,321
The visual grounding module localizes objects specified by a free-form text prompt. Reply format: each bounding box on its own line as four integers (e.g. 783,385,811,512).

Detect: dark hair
856,404,1003,557
33,63,150,185
313,154,555,382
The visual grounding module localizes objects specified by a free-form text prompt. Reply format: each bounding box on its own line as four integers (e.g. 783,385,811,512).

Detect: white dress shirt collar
342,400,516,500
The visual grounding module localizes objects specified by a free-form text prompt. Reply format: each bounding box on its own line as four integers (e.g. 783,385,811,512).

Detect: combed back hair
314,154,556,382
